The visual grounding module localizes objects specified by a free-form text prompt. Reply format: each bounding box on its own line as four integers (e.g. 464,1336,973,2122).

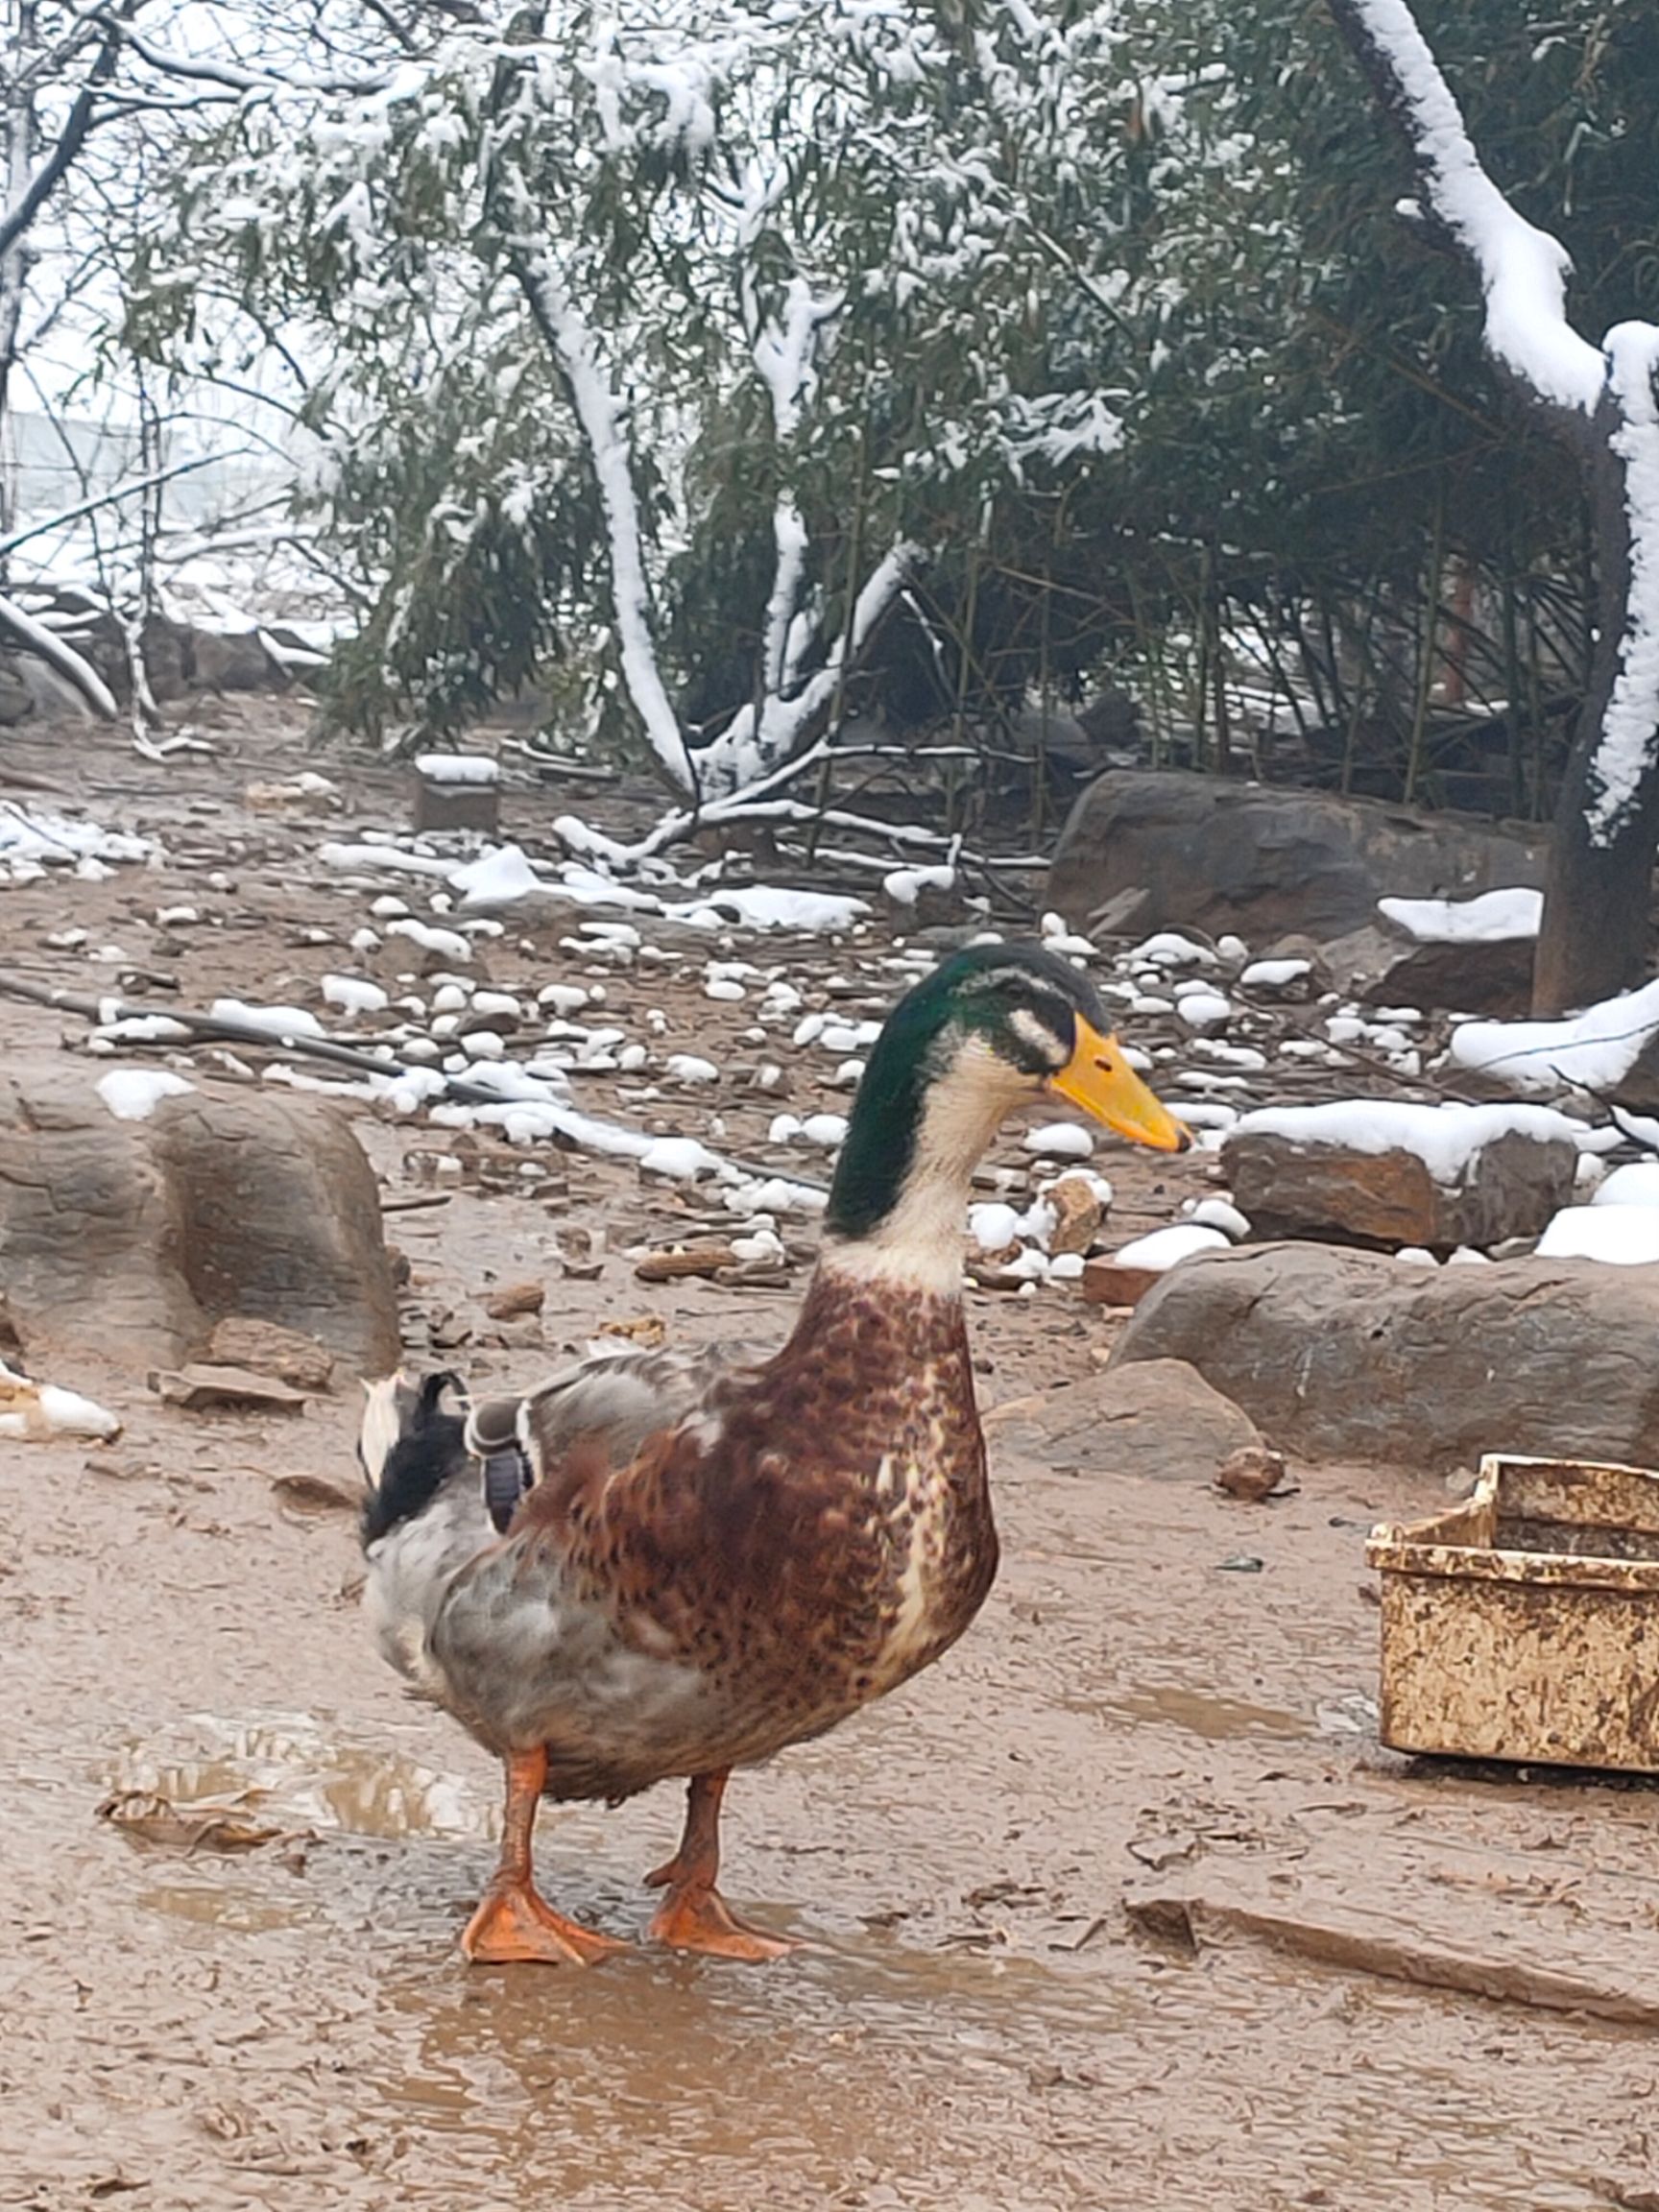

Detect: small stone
482,1279,545,1319
1047,1178,1107,1258
1214,1444,1289,1502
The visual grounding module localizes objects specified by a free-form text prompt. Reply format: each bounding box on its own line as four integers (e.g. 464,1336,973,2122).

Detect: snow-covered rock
322,974,390,1018
1022,1122,1095,1161
1223,1101,1583,1249
1449,976,1659,1102
413,752,500,785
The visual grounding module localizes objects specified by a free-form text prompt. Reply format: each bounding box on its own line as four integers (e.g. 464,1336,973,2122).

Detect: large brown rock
1046,771,1548,944
1310,916,1537,1015
1111,1243,1659,1472
1358,934,1536,1016
0,1075,399,1373
983,1358,1264,1481
1220,1124,1577,1250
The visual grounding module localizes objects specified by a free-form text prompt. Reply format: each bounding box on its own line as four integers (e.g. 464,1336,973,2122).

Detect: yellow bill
1047,1016,1190,1152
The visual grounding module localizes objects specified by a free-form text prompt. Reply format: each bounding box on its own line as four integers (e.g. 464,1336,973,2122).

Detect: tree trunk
1534,393,1659,1011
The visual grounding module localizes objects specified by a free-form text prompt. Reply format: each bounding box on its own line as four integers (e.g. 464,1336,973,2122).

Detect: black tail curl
359,1370,470,1551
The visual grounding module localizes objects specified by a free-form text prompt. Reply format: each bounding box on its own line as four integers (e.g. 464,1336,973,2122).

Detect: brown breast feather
511,1273,998,1718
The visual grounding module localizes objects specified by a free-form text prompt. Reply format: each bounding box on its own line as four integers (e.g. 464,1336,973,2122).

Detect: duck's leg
644,1770,799,1960
462,1746,628,1967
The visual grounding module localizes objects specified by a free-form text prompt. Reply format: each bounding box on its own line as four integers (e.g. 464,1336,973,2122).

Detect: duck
358,941,1188,1965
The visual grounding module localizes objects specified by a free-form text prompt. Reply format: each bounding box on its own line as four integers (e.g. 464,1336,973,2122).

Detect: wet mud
4,708,1659,2211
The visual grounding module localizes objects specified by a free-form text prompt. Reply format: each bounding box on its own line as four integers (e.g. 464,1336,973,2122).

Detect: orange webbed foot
647,1884,801,1961
462,1879,629,1967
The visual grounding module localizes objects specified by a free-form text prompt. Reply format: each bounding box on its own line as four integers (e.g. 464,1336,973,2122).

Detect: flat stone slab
1111,1242,1659,1472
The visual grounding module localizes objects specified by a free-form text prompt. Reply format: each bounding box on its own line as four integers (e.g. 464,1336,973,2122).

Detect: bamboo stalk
1404,480,1447,805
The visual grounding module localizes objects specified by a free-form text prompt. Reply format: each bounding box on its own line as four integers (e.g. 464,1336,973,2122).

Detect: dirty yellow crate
1366,1454,1659,1772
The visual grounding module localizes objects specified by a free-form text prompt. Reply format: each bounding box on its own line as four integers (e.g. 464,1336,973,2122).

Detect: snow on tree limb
0,17,127,264
0,593,118,719
1332,0,1659,864
752,278,839,700
1328,0,1604,417
502,221,699,799
1587,326,1659,844
698,540,918,795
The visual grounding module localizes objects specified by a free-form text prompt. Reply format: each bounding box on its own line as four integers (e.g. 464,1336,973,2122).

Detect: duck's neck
819,1038,1024,1298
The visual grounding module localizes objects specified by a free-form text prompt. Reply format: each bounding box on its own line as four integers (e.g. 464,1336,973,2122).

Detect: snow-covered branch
0,15,128,264
0,591,118,718
1329,0,1659,998
1327,0,1604,418
1586,325,1659,844
751,276,841,697
698,540,919,796
506,233,699,797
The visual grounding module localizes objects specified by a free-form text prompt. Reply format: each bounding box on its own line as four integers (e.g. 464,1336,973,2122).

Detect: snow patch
1378,887,1543,942
1448,976,1659,1095
448,844,543,908
1022,1122,1095,1161
1536,1205,1659,1265
96,1070,196,1121
1112,1223,1231,1272
0,805,151,878
208,998,326,1042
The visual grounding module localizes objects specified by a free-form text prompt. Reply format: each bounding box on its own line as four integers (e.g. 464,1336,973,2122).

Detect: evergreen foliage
128,0,1656,813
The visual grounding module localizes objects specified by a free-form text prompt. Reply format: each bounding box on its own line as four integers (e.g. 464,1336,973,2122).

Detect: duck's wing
468,1336,767,1493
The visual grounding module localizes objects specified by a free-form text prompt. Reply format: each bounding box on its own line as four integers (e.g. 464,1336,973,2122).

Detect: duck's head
824,942,1189,1276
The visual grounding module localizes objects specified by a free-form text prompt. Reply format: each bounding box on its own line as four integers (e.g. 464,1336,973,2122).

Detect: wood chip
97,1791,298,1854
598,1314,666,1348
634,1243,740,1283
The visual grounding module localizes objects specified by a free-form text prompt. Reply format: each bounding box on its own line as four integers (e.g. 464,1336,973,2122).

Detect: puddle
105,1712,498,1841
133,1876,310,1934
1078,1683,1310,1742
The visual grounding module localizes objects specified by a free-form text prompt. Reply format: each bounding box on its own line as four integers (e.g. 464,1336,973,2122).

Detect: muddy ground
4,706,1659,2212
